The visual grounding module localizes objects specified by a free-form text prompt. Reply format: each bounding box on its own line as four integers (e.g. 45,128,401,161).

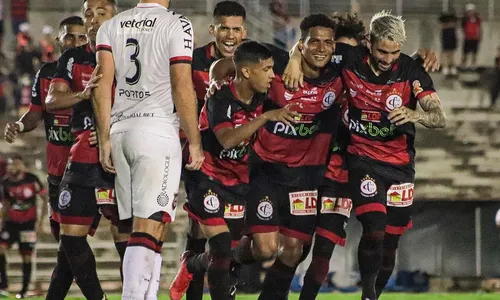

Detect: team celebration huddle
3,0,446,299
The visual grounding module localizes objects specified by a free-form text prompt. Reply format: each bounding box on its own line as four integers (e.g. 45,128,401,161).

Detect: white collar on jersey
136,3,162,8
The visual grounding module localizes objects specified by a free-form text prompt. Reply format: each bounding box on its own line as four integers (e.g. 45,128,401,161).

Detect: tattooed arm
388,93,446,128
416,92,447,128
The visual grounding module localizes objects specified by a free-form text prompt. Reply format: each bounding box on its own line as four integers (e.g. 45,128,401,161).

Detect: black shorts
315,180,352,246
48,176,62,220
245,166,317,242
57,181,101,229
182,169,201,204
348,160,413,235
184,174,246,243
463,40,479,54
0,221,36,255
441,29,457,51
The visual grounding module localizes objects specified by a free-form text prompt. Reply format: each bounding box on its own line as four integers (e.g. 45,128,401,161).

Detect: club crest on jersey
203,190,220,213
284,91,294,101
322,91,336,109
257,196,273,220
385,89,403,111
360,175,377,197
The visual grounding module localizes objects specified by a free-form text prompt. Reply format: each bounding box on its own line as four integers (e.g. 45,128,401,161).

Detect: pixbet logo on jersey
349,119,396,138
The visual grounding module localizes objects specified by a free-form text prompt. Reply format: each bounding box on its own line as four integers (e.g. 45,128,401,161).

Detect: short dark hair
213,1,246,21
233,41,273,67
82,0,116,6
300,13,337,39
331,12,366,42
59,16,84,30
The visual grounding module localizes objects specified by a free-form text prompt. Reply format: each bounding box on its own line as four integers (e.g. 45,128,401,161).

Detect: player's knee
280,240,305,266
253,238,279,261
189,220,205,239
208,232,232,261
383,233,401,251
357,211,387,233
60,224,91,237
133,216,164,241
21,254,32,263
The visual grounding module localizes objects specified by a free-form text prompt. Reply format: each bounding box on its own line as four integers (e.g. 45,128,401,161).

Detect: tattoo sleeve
417,93,447,128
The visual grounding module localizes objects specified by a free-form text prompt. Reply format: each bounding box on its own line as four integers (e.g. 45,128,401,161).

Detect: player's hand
204,79,229,101
185,143,204,171
89,126,98,147
388,107,420,126
282,56,304,92
263,103,301,127
4,122,20,143
417,48,440,72
79,65,102,100
99,138,116,174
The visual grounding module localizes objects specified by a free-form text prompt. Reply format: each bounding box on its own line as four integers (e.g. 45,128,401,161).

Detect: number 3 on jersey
126,38,141,85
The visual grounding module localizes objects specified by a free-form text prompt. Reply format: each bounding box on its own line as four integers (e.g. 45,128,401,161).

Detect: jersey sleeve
207,93,233,133
412,65,436,100
167,15,194,65
29,68,43,112
96,20,113,53
52,50,74,87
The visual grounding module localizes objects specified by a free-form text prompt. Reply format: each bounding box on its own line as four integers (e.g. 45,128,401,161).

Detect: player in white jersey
93,0,204,299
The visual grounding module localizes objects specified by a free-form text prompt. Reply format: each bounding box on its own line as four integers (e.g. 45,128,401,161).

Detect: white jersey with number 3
96,2,194,138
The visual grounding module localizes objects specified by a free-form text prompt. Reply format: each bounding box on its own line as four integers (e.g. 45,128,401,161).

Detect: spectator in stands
269,0,296,49
461,3,481,69
39,25,56,63
489,46,500,109
439,10,458,76
10,0,28,36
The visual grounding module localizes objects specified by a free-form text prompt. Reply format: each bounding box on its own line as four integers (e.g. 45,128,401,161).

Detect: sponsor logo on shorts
289,190,317,216
360,175,377,197
95,188,116,205
58,189,72,209
322,91,336,109
387,183,414,207
256,197,273,220
320,197,352,217
157,156,171,207
203,190,220,213
224,204,244,219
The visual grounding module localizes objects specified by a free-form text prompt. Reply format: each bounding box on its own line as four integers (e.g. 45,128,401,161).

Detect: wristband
15,121,24,132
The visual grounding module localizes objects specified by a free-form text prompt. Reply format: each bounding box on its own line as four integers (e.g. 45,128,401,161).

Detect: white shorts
111,131,182,223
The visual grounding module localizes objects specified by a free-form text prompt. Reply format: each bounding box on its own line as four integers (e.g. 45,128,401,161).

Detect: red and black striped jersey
252,46,344,188
52,44,113,187
336,43,435,179
30,62,72,180
1,173,46,223
199,83,263,194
